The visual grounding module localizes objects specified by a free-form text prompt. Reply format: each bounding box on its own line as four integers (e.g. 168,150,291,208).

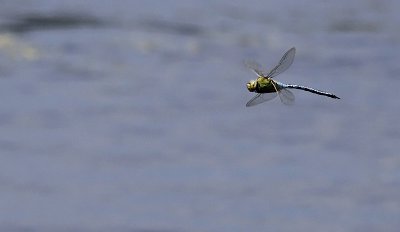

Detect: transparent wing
246,93,278,107
278,88,295,105
244,60,267,77
267,47,296,78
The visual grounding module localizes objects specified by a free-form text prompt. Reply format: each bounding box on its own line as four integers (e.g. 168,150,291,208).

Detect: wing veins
267,47,296,78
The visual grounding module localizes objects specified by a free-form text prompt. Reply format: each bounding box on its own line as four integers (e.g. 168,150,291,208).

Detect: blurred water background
0,0,399,231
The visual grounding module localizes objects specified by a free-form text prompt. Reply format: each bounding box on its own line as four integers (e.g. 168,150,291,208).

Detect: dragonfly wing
278,88,295,105
246,93,278,107
267,47,296,78
244,60,267,77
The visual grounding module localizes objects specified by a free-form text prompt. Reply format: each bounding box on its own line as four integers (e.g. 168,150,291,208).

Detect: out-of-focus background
0,0,399,231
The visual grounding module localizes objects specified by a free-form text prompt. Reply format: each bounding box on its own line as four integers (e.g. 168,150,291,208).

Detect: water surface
0,0,399,231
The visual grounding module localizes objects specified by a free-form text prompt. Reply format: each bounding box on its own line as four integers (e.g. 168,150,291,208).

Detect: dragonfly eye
246,80,257,92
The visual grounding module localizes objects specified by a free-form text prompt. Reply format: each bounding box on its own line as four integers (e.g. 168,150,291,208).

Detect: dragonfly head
246,80,257,92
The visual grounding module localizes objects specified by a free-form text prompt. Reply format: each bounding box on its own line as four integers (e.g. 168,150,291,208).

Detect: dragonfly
245,47,340,107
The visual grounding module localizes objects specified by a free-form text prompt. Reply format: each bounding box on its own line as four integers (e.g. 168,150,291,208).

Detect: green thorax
256,77,280,93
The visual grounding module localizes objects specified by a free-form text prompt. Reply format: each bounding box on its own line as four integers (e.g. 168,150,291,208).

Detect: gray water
0,1,399,231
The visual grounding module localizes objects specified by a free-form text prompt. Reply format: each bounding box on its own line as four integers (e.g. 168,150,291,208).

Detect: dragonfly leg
270,80,284,103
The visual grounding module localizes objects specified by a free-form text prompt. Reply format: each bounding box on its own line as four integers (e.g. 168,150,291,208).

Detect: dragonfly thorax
246,80,257,92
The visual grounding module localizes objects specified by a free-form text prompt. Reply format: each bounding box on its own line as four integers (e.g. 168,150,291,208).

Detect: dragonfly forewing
267,47,296,78
246,92,278,107
244,60,267,77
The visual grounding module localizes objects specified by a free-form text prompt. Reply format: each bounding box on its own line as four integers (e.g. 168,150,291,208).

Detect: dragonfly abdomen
285,84,340,99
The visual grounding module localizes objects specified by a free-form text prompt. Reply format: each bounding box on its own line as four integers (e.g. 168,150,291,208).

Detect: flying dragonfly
245,47,340,107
